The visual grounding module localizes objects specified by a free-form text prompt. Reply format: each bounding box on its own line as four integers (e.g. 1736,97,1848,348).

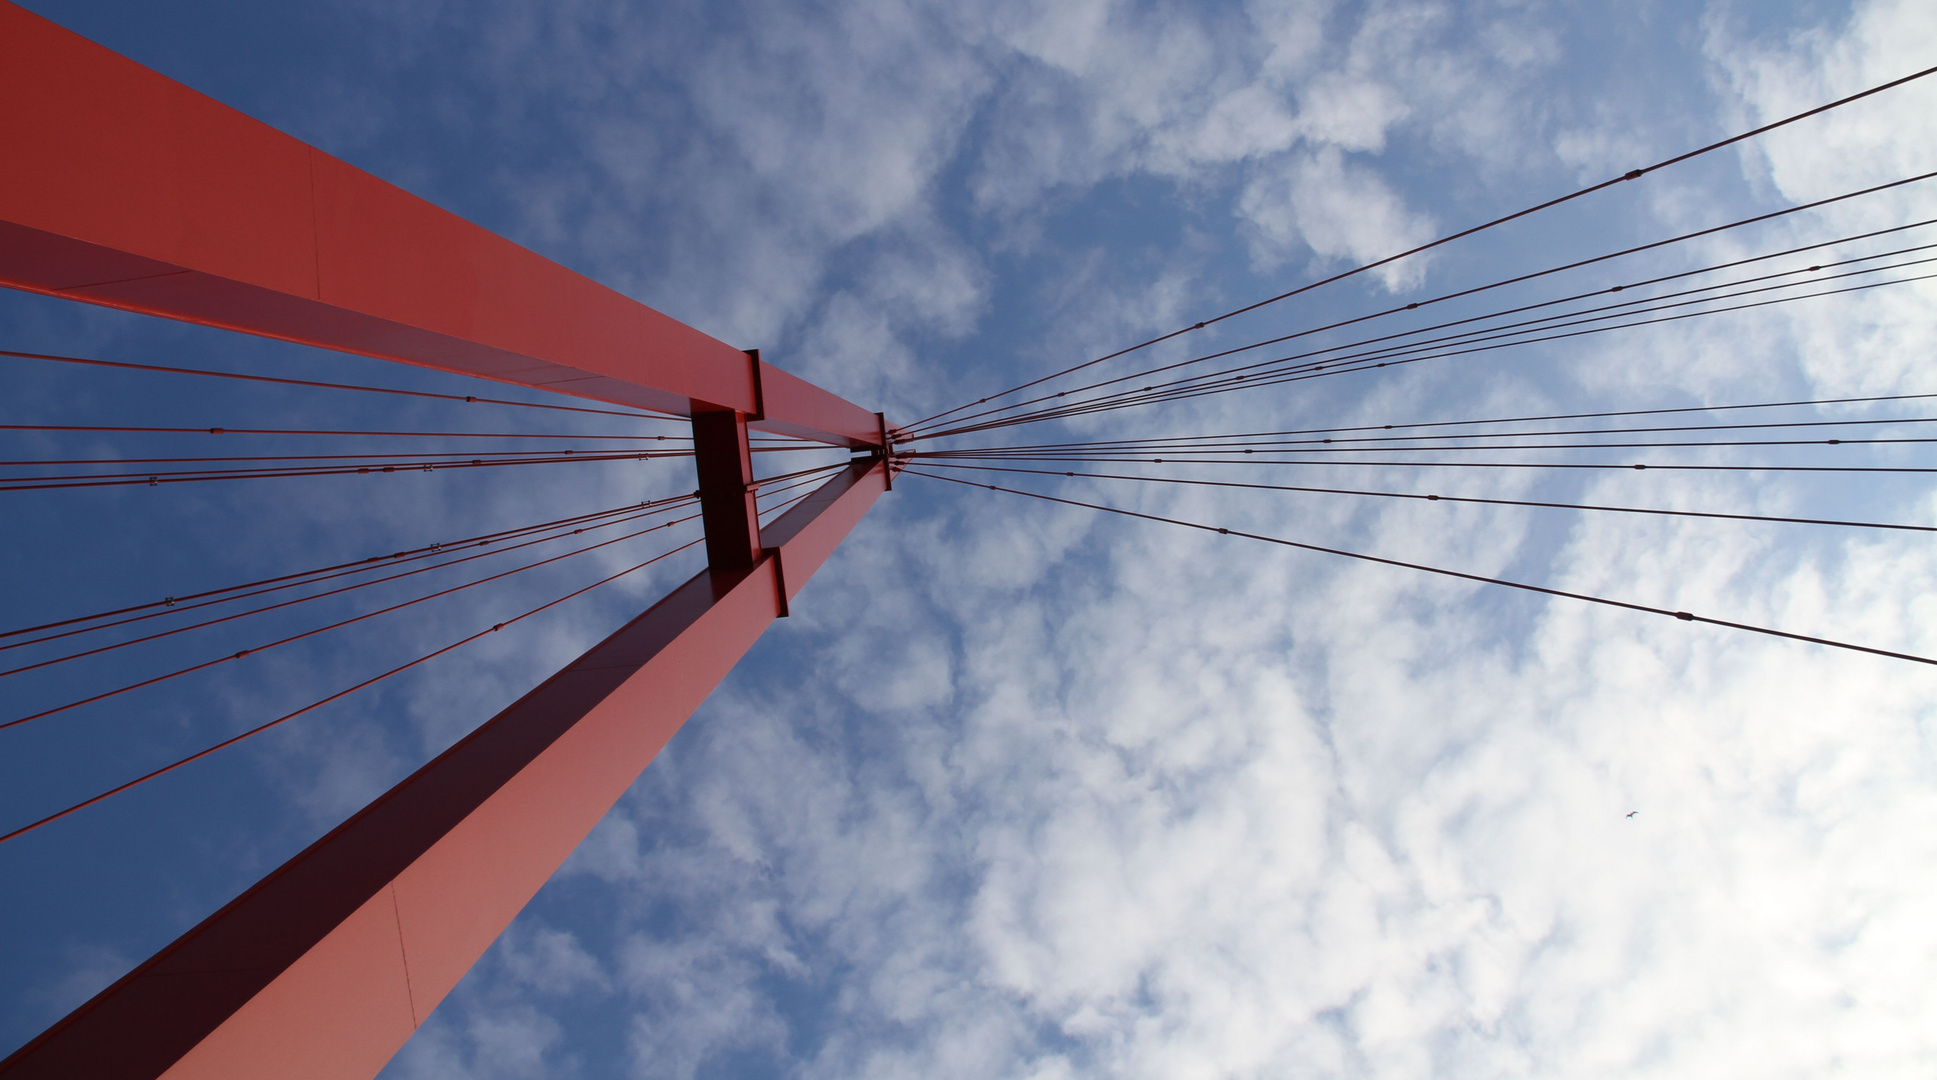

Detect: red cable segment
0,513,707,732
910,461,1937,534
0,449,688,492
906,468,1937,666
0,500,691,644
752,462,860,503
0,424,683,439
0,538,704,848
0,479,837,846
0,499,700,678
0,348,679,422
0,447,832,468
0,448,686,467
752,470,848,522
903,64,1937,432
916,213,1937,437
0,459,847,656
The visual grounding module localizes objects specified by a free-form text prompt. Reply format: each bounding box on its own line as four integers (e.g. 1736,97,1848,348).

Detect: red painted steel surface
0,461,888,1080
0,6,898,1075
0,2,881,448
763,458,895,603
752,361,882,446
693,411,764,569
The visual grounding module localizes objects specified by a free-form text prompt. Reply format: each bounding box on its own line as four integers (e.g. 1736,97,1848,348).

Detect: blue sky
3,0,1936,1077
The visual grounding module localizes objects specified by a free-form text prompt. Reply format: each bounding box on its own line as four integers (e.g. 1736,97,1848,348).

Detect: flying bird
1626,811,1639,818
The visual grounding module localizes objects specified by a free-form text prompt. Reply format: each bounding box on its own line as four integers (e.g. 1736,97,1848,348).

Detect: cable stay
912,213,1937,438
3,39,1933,1020
1,432,831,492
914,455,1937,475
908,468,1937,667
0,460,846,685
0,423,690,439
0,513,707,731
0,475,841,845
910,188,1937,438
923,417,1937,455
926,436,1937,456
911,461,1937,534
0,445,827,469
0,347,683,423
896,145,1937,631
0,450,688,492
905,64,1937,433
0,448,681,467
1,499,691,644
935,273,1937,436
923,260,1937,438
0,539,703,847
0,503,699,679
0,464,848,665
919,391,1937,452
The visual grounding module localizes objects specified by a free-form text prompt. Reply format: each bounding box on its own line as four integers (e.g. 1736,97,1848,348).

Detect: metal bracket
743,348,766,422
691,410,762,570
770,549,790,618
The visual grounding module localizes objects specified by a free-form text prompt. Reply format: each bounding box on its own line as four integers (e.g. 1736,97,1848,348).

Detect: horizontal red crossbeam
0,2,880,448
0,461,888,1080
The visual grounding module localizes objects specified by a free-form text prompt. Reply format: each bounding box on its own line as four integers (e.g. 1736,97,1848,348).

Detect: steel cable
939,270,1937,436
0,348,680,423
905,65,1937,433
907,467,1937,666
910,194,1937,438
0,478,839,846
911,461,1937,533
914,215,1937,438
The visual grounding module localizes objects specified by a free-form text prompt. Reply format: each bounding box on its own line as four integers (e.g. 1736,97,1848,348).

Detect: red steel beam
692,409,765,570
0,1,880,448
0,3,905,1075
0,460,890,1080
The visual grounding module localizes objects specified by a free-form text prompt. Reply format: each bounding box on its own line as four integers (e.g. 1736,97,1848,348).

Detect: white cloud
1709,0,1937,208
322,0,1500,391
620,932,790,1080
13,0,1937,1077
1239,145,1439,288
388,1003,568,1080
419,1,1937,1073
510,445,1932,1078
1294,72,1410,154
500,924,611,996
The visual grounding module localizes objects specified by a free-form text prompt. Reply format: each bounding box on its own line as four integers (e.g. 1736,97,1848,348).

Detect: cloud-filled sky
2,0,1935,1077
